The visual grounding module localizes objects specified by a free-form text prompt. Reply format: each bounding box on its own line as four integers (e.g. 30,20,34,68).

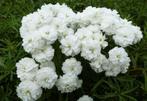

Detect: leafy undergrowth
0,0,147,101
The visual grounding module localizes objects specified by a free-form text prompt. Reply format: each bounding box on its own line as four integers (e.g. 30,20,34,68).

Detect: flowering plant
16,3,143,101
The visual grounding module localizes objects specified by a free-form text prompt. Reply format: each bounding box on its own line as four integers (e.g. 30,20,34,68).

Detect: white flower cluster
20,3,75,63
17,4,76,100
16,57,58,101
90,47,131,76
56,58,83,93
77,95,94,101
58,6,142,76
17,3,143,101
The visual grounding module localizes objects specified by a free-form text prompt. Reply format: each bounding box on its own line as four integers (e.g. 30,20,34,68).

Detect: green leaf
103,80,118,90
93,93,117,99
121,85,139,95
0,57,6,67
122,95,137,101
0,72,9,81
119,96,126,101
143,70,147,93
90,79,103,93
116,76,134,82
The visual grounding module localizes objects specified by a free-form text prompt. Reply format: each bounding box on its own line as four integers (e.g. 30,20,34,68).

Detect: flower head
56,73,82,93
17,81,42,101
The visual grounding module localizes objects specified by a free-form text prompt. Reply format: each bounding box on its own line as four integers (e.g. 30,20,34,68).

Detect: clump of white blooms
56,73,82,93
16,3,143,100
20,3,75,55
56,58,83,93
62,58,82,75
16,57,58,101
75,26,107,61
16,81,42,101
77,95,94,101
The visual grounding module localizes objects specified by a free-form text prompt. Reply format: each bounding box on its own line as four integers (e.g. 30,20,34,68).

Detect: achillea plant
16,3,143,101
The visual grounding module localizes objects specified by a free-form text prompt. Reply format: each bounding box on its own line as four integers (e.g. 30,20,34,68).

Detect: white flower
105,63,121,76
113,25,136,47
121,19,142,44
133,26,143,44
62,58,82,75
57,26,74,40
20,12,42,38
108,47,130,65
55,4,75,19
16,57,38,81
22,32,46,53
38,25,58,44
16,81,42,101
76,6,98,27
99,16,120,33
32,45,54,63
75,27,93,41
60,35,81,56
77,95,93,101
35,67,58,89
81,39,101,61
112,19,143,47
75,26,107,61
90,54,108,73
82,25,108,48
94,8,121,34
41,3,75,19
56,73,82,93
104,47,130,76
37,5,53,24
75,25,106,43
96,32,108,48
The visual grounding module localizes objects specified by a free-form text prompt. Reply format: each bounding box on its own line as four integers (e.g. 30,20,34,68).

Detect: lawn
0,0,147,101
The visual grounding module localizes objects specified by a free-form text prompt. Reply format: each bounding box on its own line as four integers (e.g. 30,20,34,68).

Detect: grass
0,0,147,101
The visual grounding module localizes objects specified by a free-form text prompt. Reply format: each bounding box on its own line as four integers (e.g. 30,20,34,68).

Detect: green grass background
0,0,147,101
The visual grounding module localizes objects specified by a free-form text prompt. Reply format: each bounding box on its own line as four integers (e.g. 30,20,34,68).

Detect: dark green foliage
0,0,147,101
